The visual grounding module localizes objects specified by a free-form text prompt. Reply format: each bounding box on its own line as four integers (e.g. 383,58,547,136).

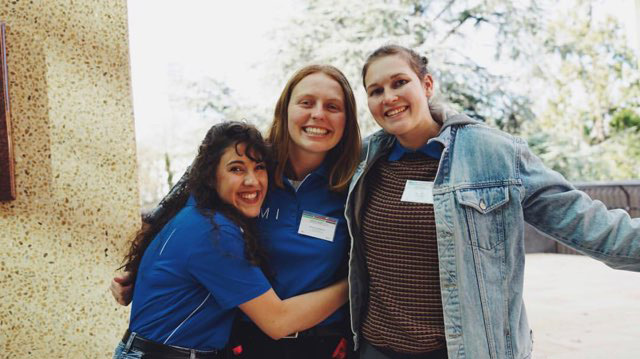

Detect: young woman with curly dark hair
113,121,347,359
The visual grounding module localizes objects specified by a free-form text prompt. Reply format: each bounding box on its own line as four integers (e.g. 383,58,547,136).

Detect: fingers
113,271,134,285
110,277,133,306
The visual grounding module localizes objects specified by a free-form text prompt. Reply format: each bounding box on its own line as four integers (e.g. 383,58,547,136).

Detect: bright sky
127,0,297,147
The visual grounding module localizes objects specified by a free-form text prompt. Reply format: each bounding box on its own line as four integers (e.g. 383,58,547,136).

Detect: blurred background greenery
128,0,640,210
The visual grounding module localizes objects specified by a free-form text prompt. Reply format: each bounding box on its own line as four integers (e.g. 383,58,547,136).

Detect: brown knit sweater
361,153,446,354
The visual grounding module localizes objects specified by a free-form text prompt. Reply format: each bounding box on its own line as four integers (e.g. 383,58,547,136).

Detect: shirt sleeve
187,221,272,309
518,138,640,271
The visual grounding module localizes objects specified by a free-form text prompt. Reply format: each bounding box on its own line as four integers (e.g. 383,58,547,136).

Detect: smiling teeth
304,127,328,135
241,192,258,200
386,107,407,117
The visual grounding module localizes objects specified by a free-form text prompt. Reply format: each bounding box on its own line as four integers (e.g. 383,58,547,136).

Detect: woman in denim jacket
347,44,640,359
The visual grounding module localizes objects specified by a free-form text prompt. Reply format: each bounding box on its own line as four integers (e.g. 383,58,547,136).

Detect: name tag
400,180,434,204
298,211,338,242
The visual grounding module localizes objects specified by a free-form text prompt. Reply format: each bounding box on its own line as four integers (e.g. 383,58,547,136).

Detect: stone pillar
636,0,640,65
0,1,139,357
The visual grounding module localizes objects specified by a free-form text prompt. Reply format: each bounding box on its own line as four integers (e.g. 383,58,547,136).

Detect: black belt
121,329,223,359
236,321,347,339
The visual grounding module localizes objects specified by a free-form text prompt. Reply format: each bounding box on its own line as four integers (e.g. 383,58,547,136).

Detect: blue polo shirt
255,162,349,325
388,139,443,161
129,197,271,350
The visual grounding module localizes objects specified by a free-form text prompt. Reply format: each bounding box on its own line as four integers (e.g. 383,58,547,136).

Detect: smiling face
215,143,268,218
364,54,437,148
286,72,346,160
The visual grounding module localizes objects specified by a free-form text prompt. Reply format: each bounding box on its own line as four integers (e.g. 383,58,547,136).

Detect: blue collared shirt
129,197,271,350
388,140,444,161
255,161,349,325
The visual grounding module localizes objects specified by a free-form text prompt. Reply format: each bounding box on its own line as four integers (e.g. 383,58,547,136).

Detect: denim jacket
344,113,640,359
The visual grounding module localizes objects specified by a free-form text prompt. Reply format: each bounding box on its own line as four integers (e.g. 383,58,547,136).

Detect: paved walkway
523,254,640,359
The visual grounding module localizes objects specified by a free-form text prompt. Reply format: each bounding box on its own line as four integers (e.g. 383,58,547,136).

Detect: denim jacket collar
365,112,479,165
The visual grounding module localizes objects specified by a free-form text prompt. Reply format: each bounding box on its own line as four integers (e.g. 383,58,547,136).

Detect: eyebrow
295,93,344,102
225,160,245,166
366,73,406,91
226,158,264,166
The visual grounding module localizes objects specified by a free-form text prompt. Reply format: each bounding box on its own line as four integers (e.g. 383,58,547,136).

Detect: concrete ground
523,253,640,359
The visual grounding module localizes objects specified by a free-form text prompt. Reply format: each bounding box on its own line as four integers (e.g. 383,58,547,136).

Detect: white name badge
298,211,338,242
400,180,434,204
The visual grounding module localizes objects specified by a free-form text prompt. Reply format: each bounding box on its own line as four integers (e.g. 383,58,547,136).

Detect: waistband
235,320,347,340
121,329,223,359
362,339,448,359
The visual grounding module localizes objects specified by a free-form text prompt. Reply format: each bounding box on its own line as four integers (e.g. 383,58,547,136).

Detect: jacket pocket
456,185,510,250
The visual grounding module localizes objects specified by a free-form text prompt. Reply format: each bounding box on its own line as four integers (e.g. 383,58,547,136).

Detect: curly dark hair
120,121,272,284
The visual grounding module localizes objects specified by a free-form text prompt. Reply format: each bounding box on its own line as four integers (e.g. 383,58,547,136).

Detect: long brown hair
268,65,361,192
362,44,446,125
120,121,272,284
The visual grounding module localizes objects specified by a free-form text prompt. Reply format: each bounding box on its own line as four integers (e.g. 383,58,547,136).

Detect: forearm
240,279,348,339
277,279,348,335
526,189,640,269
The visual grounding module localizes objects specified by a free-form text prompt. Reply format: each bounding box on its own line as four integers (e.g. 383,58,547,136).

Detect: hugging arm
110,272,134,306
110,268,348,334
239,280,348,340
189,224,348,340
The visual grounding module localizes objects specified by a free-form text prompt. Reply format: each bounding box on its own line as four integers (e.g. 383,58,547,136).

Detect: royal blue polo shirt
388,139,444,161
255,162,349,325
129,197,271,350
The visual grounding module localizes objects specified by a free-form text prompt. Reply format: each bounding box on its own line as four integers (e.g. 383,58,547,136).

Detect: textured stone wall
0,1,138,357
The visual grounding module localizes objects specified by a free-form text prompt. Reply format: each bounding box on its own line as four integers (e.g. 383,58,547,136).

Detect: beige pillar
0,1,139,357
636,0,640,65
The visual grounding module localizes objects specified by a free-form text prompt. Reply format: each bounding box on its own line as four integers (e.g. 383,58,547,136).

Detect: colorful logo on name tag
298,211,338,242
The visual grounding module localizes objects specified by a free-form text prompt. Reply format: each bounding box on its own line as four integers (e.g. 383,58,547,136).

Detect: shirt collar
284,159,330,181
313,160,330,179
388,139,444,161
186,195,197,206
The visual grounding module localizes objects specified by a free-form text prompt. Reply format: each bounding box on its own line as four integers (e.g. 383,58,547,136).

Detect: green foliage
151,0,638,192
269,0,544,135
262,0,640,180
611,108,640,132
266,0,638,179
522,0,640,180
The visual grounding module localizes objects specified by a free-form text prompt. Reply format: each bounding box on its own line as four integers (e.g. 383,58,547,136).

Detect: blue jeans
113,339,143,359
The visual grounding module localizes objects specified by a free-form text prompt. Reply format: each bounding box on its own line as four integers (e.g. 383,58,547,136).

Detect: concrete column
636,0,640,64
0,1,139,357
